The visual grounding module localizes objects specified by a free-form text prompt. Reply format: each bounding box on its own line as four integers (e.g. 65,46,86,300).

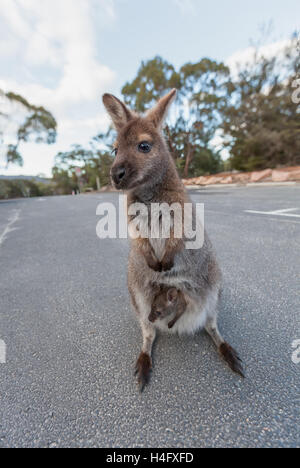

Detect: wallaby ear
167,288,178,304
147,89,177,129
102,94,134,131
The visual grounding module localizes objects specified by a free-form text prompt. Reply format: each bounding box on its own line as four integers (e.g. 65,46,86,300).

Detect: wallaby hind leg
205,316,244,378
135,319,156,392
129,287,157,391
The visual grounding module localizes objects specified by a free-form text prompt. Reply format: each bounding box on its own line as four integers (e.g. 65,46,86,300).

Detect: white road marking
0,209,21,246
0,339,6,364
269,208,299,214
205,209,300,224
245,208,300,218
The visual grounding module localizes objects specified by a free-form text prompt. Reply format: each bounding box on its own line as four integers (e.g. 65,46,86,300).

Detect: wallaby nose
112,166,126,185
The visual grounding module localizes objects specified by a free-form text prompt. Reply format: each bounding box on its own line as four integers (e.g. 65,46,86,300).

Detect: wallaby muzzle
111,165,126,187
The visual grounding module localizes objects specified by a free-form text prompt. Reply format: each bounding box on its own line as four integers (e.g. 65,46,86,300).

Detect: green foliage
122,56,229,176
3,34,298,194
191,148,224,177
0,179,54,199
52,135,114,195
120,38,299,176
52,167,77,195
179,58,231,141
83,152,114,188
6,145,23,166
221,36,300,171
17,108,56,145
122,56,181,111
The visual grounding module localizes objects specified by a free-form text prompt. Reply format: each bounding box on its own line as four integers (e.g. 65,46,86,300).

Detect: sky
0,0,299,177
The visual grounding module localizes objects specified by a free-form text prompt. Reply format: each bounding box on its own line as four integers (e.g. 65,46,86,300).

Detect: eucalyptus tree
121,56,228,177
0,90,57,167
221,34,300,171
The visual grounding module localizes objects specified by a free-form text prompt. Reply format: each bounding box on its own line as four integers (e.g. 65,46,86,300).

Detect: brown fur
219,343,244,378
102,89,244,390
107,95,187,273
133,238,162,271
149,287,187,329
135,352,152,392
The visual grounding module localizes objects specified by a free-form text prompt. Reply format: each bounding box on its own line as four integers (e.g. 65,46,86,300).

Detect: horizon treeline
0,34,299,198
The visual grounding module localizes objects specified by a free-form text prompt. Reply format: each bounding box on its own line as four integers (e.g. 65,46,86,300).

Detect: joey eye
138,141,152,153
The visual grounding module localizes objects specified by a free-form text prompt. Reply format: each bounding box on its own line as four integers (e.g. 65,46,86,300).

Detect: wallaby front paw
147,257,162,272
161,259,174,272
135,352,152,392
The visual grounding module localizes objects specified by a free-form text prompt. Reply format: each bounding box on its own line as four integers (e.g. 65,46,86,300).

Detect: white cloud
173,0,196,13
226,38,293,77
0,0,116,176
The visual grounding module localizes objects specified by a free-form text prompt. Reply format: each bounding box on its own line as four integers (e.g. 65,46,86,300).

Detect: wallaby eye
112,148,118,156
138,141,152,153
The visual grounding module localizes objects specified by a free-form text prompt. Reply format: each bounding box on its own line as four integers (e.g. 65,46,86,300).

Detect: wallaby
103,89,244,391
149,286,187,329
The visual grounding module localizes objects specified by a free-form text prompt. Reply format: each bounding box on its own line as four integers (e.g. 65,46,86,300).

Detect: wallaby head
102,89,177,192
149,287,186,324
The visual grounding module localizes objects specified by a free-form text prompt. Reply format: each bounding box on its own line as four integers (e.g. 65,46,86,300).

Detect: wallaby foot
205,317,244,378
135,320,156,392
219,342,244,378
135,352,152,392
161,258,174,272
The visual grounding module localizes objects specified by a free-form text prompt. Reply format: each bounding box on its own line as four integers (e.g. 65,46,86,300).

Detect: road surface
0,186,299,448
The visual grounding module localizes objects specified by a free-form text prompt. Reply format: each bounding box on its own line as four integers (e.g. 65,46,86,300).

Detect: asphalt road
0,186,299,448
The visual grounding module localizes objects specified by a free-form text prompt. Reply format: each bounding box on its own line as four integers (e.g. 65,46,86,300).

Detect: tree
52,133,114,194
221,35,300,171
52,167,77,195
0,178,52,199
178,58,231,176
122,56,181,112
121,56,227,177
0,90,57,167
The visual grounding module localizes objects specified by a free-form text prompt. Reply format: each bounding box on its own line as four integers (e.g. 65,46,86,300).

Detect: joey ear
167,288,178,304
102,94,134,131
146,89,177,129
